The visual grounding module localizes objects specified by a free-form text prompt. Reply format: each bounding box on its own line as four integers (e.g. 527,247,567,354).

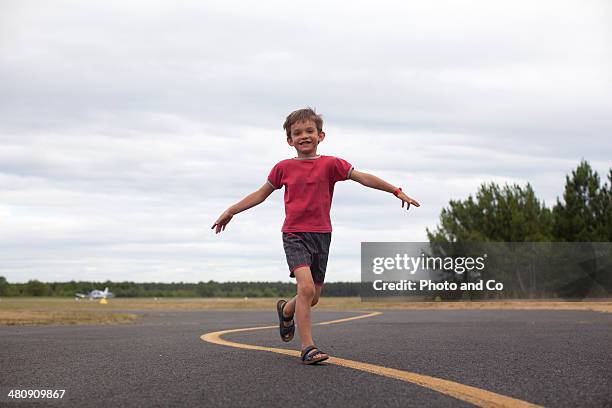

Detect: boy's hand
211,210,234,234
397,192,420,210
210,183,274,234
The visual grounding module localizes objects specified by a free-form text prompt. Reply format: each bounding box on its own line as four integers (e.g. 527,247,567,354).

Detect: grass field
1,297,610,325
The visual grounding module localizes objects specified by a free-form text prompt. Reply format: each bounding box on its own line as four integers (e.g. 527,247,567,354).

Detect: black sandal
301,345,329,365
276,299,295,342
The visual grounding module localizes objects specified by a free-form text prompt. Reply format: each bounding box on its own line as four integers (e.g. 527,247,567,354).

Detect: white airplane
75,287,114,300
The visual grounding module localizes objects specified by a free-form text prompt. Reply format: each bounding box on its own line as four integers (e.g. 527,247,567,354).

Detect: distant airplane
75,287,114,300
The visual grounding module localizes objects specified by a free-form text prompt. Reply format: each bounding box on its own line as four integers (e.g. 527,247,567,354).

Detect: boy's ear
287,136,294,146
318,131,326,142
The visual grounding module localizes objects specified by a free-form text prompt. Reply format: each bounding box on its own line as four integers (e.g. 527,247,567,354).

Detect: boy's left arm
349,170,420,210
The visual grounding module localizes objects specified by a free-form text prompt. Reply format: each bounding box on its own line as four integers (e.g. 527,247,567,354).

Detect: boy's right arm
211,182,275,234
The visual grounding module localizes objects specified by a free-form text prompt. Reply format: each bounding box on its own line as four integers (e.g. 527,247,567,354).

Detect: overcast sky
1,0,610,283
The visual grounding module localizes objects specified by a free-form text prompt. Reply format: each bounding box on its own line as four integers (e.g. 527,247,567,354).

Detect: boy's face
287,119,325,157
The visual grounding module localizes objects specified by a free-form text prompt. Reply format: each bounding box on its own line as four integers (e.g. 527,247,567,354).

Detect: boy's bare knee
298,283,315,300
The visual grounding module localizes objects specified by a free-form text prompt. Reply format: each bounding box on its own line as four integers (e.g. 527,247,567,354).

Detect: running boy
212,108,420,364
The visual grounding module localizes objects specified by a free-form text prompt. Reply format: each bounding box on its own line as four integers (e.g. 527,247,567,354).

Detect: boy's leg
286,266,323,350
283,280,322,319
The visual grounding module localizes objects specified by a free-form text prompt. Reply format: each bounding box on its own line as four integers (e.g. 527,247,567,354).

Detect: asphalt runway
1,308,611,407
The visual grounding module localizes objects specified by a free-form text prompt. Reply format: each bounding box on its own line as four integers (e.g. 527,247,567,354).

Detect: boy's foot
276,299,295,342
301,345,329,365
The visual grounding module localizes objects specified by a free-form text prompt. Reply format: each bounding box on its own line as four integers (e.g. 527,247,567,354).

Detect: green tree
427,182,554,297
0,276,7,296
427,182,553,243
552,161,612,241
25,280,51,296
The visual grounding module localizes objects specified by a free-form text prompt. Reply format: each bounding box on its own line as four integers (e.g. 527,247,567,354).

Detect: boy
211,108,420,364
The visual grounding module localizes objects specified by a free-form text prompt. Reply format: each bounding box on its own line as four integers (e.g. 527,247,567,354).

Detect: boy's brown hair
283,107,323,138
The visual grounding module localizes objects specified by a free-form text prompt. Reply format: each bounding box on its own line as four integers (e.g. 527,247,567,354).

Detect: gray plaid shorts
282,232,332,284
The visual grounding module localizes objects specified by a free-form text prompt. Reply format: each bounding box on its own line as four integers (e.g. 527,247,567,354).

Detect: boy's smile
287,119,325,158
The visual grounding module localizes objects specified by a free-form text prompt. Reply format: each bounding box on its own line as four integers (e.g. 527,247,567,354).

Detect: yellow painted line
201,311,542,408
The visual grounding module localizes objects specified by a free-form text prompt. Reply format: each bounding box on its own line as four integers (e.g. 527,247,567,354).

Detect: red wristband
393,187,402,197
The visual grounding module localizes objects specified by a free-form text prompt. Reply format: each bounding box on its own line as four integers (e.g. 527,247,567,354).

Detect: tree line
426,160,611,299
0,277,360,298
427,160,611,243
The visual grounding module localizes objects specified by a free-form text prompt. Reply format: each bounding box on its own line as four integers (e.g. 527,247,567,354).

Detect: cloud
0,0,610,282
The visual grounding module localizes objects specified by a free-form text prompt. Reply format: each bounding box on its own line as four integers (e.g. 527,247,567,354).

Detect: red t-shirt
267,155,353,232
